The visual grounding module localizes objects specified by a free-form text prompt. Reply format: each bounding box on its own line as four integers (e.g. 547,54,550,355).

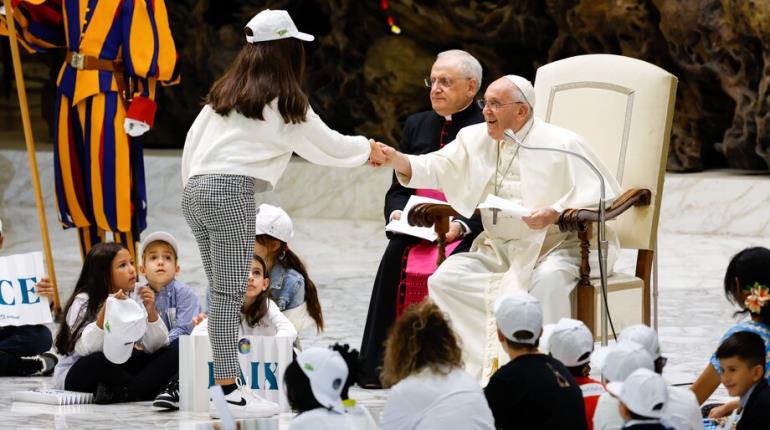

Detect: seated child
253,204,323,333
593,341,655,430
547,318,605,430
618,324,702,430
285,347,375,429
0,218,58,377
52,243,175,404
135,231,200,410
692,247,770,415
484,292,587,430
607,368,669,429
192,254,296,418
715,331,770,430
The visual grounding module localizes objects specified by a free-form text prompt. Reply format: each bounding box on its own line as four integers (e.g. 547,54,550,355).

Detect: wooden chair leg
636,249,654,325
575,225,595,333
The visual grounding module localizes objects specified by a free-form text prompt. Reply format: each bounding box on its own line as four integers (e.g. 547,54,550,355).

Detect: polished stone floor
2,145,769,428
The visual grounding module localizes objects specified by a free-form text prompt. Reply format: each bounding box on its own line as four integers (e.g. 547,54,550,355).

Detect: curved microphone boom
503,129,613,347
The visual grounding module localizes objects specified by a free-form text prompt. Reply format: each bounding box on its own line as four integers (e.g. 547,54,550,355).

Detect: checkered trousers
182,174,256,379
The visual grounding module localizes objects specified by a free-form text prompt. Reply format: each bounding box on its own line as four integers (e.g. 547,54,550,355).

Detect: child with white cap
607,368,670,429
592,341,655,430
547,318,605,430
484,292,587,430
252,204,322,334
181,8,386,418
618,325,703,430
285,347,376,429
51,243,174,404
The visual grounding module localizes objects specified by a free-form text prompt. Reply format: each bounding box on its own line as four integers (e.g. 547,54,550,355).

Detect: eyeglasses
477,99,525,111
424,77,471,89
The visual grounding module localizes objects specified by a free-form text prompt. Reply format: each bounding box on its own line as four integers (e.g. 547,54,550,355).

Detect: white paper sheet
477,194,532,218
385,195,452,242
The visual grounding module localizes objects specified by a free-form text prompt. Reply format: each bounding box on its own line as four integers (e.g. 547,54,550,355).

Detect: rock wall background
3,0,770,171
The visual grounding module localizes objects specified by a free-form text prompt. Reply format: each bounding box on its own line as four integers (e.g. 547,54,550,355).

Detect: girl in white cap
252,204,323,334
181,8,386,418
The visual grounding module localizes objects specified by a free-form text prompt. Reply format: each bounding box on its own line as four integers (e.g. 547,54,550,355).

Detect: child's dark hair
284,360,323,413
54,243,127,355
723,247,770,324
715,331,766,370
205,38,309,124
566,363,591,378
504,330,540,351
242,254,270,327
255,235,324,331
330,343,363,399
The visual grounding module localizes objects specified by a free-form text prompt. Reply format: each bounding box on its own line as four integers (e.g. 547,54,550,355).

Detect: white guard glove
123,118,150,137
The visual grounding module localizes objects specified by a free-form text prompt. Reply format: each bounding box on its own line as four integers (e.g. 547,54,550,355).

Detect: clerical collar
442,99,481,122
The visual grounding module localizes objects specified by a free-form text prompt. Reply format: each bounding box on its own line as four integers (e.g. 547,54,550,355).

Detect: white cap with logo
244,9,314,44
547,318,595,367
140,231,179,257
103,296,147,364
591,340,654,382
607,368,668,418
494,292,543,344
255,204,294,243
618,324,662,359
297,347,348,413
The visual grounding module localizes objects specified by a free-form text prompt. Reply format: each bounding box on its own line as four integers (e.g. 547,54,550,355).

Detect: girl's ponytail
281,246,324,331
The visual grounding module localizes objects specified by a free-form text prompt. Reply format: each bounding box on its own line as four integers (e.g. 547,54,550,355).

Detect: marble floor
1,145,769,428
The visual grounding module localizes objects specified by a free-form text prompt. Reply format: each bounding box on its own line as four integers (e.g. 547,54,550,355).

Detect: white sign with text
0,252,52,326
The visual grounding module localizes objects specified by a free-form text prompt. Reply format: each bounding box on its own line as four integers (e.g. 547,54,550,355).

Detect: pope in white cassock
381,75,622,384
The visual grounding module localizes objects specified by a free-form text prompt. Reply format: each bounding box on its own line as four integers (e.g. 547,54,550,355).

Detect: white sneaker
209,381,280,419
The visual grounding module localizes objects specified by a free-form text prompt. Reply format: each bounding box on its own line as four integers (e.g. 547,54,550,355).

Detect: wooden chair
409,54,677,335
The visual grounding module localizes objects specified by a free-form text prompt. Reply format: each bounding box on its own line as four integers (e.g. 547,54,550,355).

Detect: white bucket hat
244,9,314,44
591,340,654,382
607,368,668,418
547,318,595,367
255,204,294,243
297,347,347,413
103,296,147,364
494,292,543,344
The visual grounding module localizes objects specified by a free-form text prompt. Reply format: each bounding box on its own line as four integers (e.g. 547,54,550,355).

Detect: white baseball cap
607,368,668,418
548,318,595,367
140,231,179,257
592,340,654,382
297,347,347,413
495,292,542,344
244,9,314,44
503,75,535,108
103,296,147,364
255,204,294,243
619,324,662,359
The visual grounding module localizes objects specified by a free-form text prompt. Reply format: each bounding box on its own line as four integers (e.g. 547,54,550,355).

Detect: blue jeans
0,324,53,375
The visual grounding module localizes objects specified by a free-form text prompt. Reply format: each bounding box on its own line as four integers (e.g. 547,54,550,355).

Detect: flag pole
3,0,61,314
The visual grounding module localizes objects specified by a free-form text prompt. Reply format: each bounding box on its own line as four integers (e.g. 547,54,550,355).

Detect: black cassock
360,102,485,384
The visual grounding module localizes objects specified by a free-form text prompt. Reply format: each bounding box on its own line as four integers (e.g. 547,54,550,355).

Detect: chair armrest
407,203,462,265
557,188,651,233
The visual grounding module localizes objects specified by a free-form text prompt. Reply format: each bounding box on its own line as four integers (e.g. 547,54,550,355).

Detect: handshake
367,139,398,168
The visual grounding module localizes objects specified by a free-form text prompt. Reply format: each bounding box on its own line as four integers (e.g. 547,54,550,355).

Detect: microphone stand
503,129,611,347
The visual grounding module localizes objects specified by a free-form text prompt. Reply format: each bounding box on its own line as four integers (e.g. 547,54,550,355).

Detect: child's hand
138,286,159,322
192,312,208,327
35,277,56,307
708,399,739,418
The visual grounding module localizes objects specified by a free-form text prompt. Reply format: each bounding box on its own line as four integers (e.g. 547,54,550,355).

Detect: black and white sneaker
153,377,179,410
22,352,58,376
209,380,279,419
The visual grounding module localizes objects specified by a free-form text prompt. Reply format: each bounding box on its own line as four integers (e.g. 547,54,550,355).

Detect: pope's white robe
397,117,622,384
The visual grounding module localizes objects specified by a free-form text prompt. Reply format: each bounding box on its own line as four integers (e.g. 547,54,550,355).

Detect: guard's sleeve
122,0,179,128
0,0,64,53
